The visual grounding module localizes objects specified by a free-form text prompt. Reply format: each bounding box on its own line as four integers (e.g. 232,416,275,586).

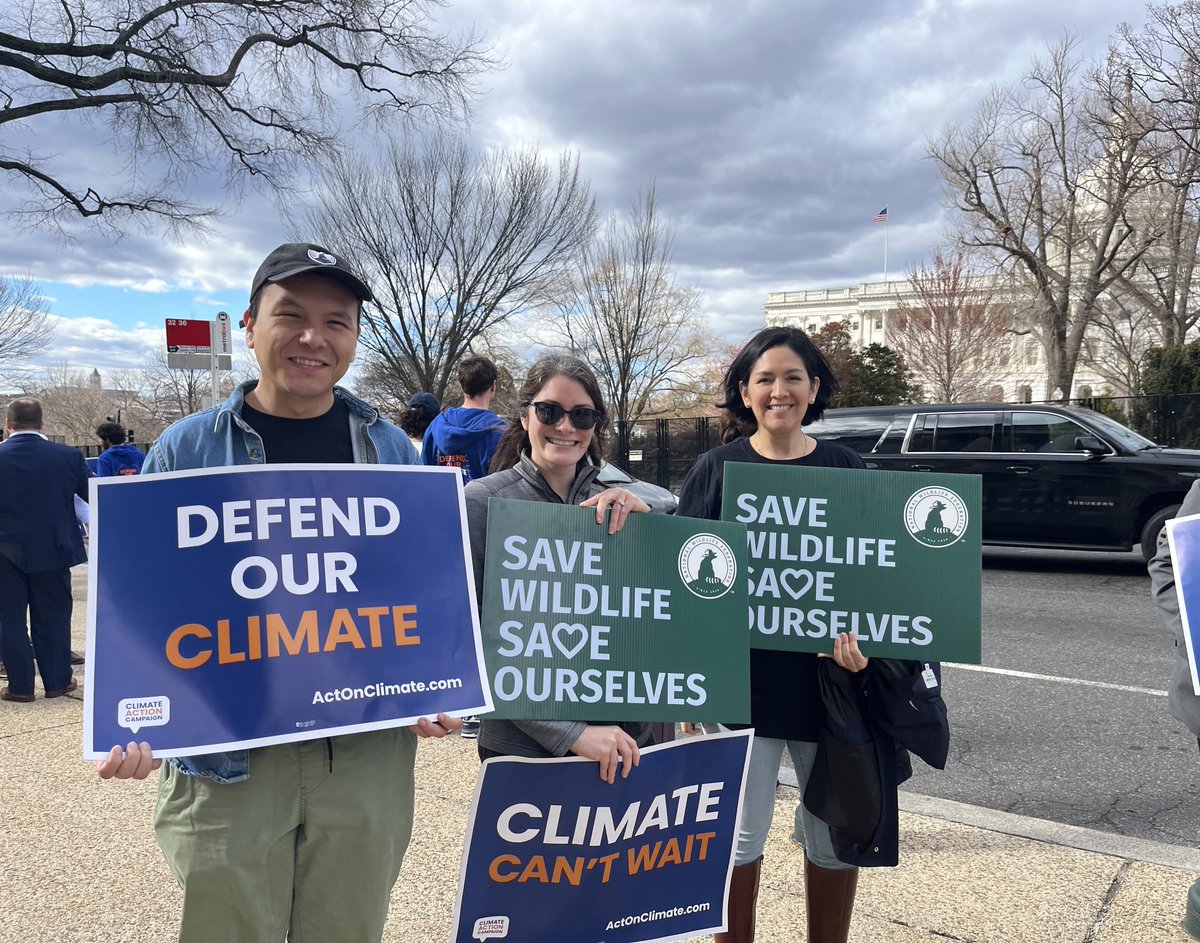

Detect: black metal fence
610,392,1200,493
1082,393,1200,451
49,392,1200,490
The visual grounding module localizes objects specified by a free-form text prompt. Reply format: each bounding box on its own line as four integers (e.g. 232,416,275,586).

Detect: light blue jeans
725,730,854,871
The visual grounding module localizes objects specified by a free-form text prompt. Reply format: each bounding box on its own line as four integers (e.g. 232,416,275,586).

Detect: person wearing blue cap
402,391,440,455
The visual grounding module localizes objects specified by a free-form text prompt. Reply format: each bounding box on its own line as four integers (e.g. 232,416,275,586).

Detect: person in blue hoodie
94,421,144,477
422,355,507,482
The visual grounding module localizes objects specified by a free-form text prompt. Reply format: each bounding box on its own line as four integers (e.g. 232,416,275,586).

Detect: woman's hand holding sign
571,725,640,784
822,630,870,673
580,488,650,535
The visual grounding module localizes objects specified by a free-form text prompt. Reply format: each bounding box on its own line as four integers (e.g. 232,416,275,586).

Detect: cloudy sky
0,0,1144,385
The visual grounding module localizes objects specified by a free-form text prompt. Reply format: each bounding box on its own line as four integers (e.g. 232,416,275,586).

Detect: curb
776,767,1200,871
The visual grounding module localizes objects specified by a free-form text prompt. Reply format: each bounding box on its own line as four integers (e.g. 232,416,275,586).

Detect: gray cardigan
1148,479,1200,737
463,455,654,758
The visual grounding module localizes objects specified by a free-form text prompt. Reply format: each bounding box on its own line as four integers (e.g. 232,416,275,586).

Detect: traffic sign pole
208,313,228,409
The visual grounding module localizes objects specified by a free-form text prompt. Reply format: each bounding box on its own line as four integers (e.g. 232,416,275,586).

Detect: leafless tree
1108,4,1200,346
139,346,236,426
33,362,116,440
1084,290,1162,396
929,36,1155,398
889,250,1014,402
353,330,525,421
641,340,739,419
0,0,492,231
549,186,710,424
308,135,595,402
0,274,54,384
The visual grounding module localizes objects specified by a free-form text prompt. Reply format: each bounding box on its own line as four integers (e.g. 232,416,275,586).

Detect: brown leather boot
714,855,763,942
805,859,859,943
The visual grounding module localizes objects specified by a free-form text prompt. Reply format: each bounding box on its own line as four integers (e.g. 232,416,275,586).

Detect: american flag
873,206,888,222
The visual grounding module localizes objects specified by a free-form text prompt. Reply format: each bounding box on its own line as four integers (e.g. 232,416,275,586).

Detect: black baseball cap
250,243,373,304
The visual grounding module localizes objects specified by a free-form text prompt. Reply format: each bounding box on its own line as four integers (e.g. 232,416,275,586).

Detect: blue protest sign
83,465,491,758
452,731,752,943
1166,514,1200,695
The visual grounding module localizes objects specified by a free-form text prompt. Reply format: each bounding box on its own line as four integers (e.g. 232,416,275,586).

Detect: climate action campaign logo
904,487,969,548
678,533,737,599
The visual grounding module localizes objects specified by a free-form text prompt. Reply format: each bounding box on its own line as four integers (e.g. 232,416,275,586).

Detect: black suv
806,403,1200,561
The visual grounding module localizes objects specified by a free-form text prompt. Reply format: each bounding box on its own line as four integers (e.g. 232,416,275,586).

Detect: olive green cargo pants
155,728,417,942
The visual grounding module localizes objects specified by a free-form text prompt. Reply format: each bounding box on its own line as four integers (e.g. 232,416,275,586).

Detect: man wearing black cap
97,243,461,943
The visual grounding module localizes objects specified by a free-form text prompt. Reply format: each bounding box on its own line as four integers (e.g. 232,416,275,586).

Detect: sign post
165,314,233,409
209,311,230,408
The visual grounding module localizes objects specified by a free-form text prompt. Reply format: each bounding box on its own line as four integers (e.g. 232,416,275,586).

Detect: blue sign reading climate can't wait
83,465,491,758
452,731,752,943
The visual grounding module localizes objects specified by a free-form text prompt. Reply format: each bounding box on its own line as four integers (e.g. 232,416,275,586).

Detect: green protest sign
723,463,982,663
480,500,750,722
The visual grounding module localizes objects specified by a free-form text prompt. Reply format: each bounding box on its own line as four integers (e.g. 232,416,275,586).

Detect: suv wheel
1140,504,1181,565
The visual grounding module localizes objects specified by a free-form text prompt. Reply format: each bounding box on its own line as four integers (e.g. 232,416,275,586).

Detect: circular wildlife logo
308,248,338,265
678,534,737,599
904,487,969,548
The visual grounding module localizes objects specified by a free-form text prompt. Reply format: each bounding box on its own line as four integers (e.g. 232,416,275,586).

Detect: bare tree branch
928,35,1155,397
0,273,55,385
889,249,1015,402
1109,3,1200,346
307,134,596,402
547,185,709,424
0,0,494,230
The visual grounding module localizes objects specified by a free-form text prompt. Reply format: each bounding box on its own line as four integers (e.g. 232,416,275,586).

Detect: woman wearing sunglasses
462,355,654,783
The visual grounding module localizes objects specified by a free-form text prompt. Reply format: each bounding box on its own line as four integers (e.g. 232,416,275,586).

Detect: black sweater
675,436,865,740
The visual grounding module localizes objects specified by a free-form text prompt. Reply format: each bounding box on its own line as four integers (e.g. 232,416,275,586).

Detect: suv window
805,413,890,453
1082,411,1155,451
874,417,912,454
909,412,997,453
1008,411,1093,453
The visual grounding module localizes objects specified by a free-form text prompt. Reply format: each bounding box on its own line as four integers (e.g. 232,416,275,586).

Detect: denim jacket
143,380,419,782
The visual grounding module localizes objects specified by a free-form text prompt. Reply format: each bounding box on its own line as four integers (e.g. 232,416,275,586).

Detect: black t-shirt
240,397,355,464
676,435,866,741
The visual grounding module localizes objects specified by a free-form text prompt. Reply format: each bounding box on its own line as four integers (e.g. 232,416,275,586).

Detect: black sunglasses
530,401,603,430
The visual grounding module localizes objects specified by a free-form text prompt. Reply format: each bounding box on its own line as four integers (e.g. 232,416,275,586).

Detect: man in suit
0,396,90,702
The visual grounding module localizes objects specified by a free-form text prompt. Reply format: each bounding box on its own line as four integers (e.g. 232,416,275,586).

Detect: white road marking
944,662,1168,697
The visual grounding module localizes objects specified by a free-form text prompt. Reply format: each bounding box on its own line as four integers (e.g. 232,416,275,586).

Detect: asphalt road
71,546,1197,849
899,546,1199,849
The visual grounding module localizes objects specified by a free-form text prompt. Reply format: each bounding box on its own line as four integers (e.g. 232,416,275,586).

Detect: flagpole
873,205,889,281
883,220,889,284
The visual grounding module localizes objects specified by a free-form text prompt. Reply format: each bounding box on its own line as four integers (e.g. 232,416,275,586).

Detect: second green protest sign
723,463,982,663
480,500,750,722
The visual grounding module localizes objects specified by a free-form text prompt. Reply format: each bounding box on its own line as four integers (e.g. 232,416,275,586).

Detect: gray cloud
1,0,1143,359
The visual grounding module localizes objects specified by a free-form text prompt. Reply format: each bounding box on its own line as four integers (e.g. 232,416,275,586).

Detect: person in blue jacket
94,421,144,476
95,242,460,943
422,355,506,482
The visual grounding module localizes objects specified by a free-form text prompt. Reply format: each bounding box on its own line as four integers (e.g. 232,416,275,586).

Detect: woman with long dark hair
463,355,654,782
677,326,868,942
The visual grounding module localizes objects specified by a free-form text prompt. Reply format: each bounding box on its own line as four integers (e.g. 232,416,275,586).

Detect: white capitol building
763,279,1111,403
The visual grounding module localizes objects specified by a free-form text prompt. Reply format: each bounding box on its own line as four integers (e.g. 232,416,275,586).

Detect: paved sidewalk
0,567,1196,942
